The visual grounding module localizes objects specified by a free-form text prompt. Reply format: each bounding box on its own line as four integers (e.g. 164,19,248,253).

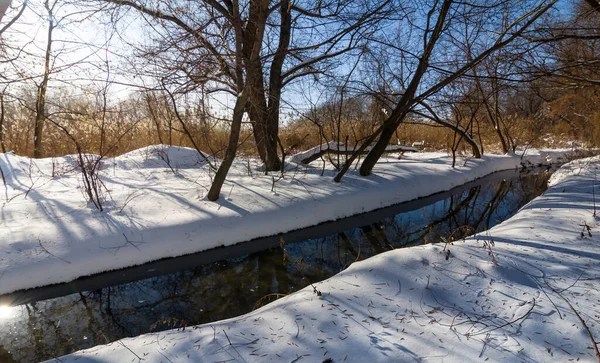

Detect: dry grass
279,115,580,157
0,95,592,160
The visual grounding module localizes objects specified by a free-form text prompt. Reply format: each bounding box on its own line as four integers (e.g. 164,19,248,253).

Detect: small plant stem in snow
545,281,600,362
594,171,597,217
116,340,142,361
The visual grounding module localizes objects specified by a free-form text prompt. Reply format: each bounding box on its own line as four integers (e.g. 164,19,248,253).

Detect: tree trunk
34,0,54,159
0,94,5,153
246,55,269,165
243,0,271,169
207,93,246,201
247,73,281,170
208,0,268,200
466,132,481,158
264,113,281,170
359,118,401,176
244,0,291,172
263,0,292,172
447,121,482,159
248,100,267,162
356,0,453,177
146,93,164,144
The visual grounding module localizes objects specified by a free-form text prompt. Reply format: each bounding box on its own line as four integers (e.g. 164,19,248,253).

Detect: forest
0,0,598,201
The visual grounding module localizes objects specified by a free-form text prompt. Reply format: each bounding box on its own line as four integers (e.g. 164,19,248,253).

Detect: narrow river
0,168,553,362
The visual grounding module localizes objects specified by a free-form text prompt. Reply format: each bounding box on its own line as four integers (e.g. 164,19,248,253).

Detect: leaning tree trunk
356,0,453,177
465,132,481,158
443,122,481,158
359,117,404,176
207,91,246,201
208,0,269,199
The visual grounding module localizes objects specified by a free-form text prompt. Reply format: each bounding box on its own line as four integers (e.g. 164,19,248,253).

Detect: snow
43,153,600,362
291,141,418,164
0,146,566,297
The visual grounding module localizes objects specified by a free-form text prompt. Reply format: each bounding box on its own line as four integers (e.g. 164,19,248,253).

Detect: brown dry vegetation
0,85,597,160
281,115,581,156
0,92,235,158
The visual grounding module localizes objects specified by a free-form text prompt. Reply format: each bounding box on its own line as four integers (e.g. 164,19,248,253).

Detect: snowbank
0,146,567,296
47,154,600,362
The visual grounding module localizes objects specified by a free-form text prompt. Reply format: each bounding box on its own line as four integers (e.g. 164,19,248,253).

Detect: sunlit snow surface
44,153,600,362
0,305,14,319
0,146,567,297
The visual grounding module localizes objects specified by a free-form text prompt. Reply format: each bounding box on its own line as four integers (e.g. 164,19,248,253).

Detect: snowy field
44,153,600,362
0,146,567,296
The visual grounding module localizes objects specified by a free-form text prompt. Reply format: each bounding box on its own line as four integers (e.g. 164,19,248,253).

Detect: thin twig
469,298,536,337
223,329,232,345
222,329,247,363
157,349,174,363
545,281,600,362
116,340,143,361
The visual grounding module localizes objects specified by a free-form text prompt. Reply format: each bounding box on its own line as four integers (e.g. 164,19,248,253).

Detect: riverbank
0,146,567,296
47,154,600,362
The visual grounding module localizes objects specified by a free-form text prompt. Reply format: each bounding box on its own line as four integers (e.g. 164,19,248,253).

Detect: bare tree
516,1,600,146
522,1,600,87
244,0,392,171
100,0,264,199
32,0,105,158
102,0,392,199
334,0,559,182
0,0,27,185
33,0,55,158
0,0,27,153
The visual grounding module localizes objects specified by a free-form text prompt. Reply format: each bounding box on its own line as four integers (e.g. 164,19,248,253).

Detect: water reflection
0,170,552,362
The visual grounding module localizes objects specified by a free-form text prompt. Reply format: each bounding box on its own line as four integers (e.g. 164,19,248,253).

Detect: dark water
0,168,553,363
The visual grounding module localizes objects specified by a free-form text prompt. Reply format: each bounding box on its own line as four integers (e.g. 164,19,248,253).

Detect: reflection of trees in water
380,174,549,248
0,297,92,362
386,186,483,246
0,172,552,363
361,223,393,253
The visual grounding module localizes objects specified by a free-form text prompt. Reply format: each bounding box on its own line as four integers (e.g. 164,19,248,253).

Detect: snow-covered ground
0,146,565,297
43,153,600,362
